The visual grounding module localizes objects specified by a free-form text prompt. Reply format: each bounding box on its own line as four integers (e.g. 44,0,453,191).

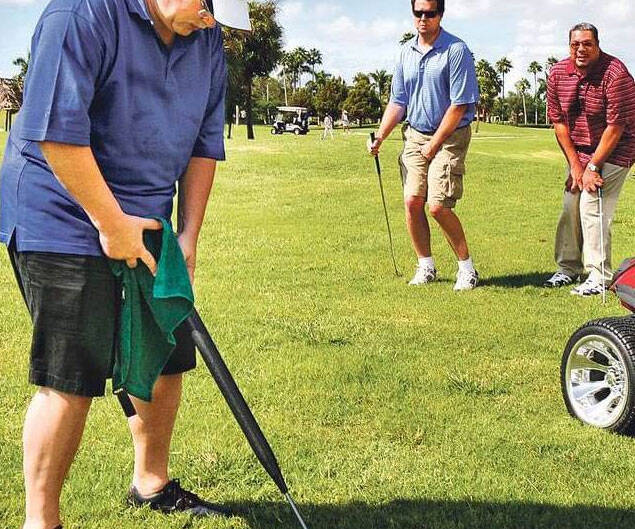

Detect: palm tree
224,1,283,140
544,56,559,124
306,48,323,82
278,51,292,105
400,32,415,45
495,57,512,121
475,59,501,131
528,60,543,124
546,56,559,74
515,78,531,125
292,47,311,89
314,70,331,87
370,70,391,107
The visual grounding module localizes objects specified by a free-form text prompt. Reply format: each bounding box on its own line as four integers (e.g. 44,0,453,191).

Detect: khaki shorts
399,125,472,208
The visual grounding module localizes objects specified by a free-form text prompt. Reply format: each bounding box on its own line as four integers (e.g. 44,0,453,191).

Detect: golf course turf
1,123,634,528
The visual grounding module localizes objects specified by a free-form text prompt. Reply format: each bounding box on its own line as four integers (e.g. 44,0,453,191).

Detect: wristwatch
587,162,601,173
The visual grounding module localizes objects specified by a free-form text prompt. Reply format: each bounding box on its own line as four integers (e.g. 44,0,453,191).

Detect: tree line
475,55,560,128
4,3,563,138
223,1,392,139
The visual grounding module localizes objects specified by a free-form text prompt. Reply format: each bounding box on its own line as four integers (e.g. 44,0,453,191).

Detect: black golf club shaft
185,309,288,492
370,132,400,276
116,309,310,529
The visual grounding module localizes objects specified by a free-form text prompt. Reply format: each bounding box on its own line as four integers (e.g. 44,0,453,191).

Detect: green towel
109,219,194,402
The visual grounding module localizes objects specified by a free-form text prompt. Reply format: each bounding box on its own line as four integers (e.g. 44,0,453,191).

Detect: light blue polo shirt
390,29,479,132
0,0,227,256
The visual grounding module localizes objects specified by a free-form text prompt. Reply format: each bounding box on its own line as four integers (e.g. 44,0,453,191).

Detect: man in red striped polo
544,23,635,296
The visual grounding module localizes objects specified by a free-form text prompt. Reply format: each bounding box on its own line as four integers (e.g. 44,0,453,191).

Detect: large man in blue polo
369,0,479,290
0,0,251,527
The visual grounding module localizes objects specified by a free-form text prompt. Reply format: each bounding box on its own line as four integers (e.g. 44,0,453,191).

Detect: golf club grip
116,390,137,418
185,310,289,494
370,132,381,174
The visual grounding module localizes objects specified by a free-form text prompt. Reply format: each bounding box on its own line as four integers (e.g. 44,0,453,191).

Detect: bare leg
428,204,469,260
23,388,92,529
404,195,432,258
128,373,182,496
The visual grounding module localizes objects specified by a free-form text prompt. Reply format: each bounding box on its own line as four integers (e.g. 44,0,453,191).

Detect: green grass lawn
1,123,634,529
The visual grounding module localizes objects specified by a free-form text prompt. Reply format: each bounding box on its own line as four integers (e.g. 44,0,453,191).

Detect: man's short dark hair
569,23,599,44
411,0,445,15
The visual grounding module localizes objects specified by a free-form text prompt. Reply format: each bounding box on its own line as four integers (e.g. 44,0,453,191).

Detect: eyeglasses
413,9,439,19
570,41,595,50
198,0,214,23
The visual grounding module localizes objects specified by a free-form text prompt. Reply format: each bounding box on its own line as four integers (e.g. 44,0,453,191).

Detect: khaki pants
555,162,631,282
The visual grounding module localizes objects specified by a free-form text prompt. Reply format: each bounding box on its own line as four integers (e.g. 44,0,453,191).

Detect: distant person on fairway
0,0,251,528
368,0,480,290
341,109,351,134
544,23,635,295
322,113,335,139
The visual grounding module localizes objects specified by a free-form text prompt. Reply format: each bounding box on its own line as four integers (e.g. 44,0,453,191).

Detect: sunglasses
413,9,439,19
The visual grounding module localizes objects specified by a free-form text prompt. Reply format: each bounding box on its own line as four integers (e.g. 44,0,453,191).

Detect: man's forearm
427,104,468,154
177,157,216,239
376,102,407,142
39,142,125,233
590,124,625,167
553,123,583,169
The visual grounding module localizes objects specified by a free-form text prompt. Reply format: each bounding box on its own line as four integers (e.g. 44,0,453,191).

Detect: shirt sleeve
19,11,105,145
191,26,227,161
389,50,409,108
448,43,479,105
547,68,564,124
606,71,635,127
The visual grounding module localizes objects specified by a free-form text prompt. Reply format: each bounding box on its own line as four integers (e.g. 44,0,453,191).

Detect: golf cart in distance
561,257,635,435
271,106,309,136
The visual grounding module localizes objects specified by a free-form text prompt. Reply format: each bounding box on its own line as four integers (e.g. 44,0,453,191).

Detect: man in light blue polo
0,1,251,527
369,0,480,290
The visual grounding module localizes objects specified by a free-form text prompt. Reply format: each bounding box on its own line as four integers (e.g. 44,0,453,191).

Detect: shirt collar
409,28,447,54
124,0,151,21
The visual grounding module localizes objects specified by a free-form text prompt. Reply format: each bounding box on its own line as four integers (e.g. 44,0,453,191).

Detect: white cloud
279,1,303,21
449,0,494,20
276,0,633,84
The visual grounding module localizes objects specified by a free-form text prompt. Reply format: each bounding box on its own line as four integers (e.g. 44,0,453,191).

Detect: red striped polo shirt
547,52,635,168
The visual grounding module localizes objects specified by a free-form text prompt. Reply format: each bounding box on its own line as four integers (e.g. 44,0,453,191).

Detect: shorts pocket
444,161,464,201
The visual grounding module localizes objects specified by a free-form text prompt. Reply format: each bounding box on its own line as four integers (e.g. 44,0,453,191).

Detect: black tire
294,128,301,135
270,128,277,135
561,316,635,435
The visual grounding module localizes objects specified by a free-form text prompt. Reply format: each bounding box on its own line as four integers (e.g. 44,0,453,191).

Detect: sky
0,0,633,92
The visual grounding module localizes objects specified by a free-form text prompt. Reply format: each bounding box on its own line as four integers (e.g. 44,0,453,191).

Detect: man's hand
177,231,198,285
367,135,383,156
420,142,438,162
566,162,585,193
98,215,162,274
582,166,603,193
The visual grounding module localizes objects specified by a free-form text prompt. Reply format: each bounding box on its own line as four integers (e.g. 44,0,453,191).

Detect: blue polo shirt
0,0,227,256
390,30,479,132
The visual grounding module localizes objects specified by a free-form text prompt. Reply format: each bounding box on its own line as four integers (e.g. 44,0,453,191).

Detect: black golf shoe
127,479,231,517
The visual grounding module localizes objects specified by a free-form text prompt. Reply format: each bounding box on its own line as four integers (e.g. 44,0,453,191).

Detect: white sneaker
570,276,606,296
543,271,577,288
409,265,437,285
454,269,479,291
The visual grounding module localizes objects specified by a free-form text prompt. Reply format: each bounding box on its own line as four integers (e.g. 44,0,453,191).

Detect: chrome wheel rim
565,334,629,428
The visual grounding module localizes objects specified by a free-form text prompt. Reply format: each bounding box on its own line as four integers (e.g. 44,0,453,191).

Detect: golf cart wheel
270,128,277,135
561,316,635,434
294,128,301,135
